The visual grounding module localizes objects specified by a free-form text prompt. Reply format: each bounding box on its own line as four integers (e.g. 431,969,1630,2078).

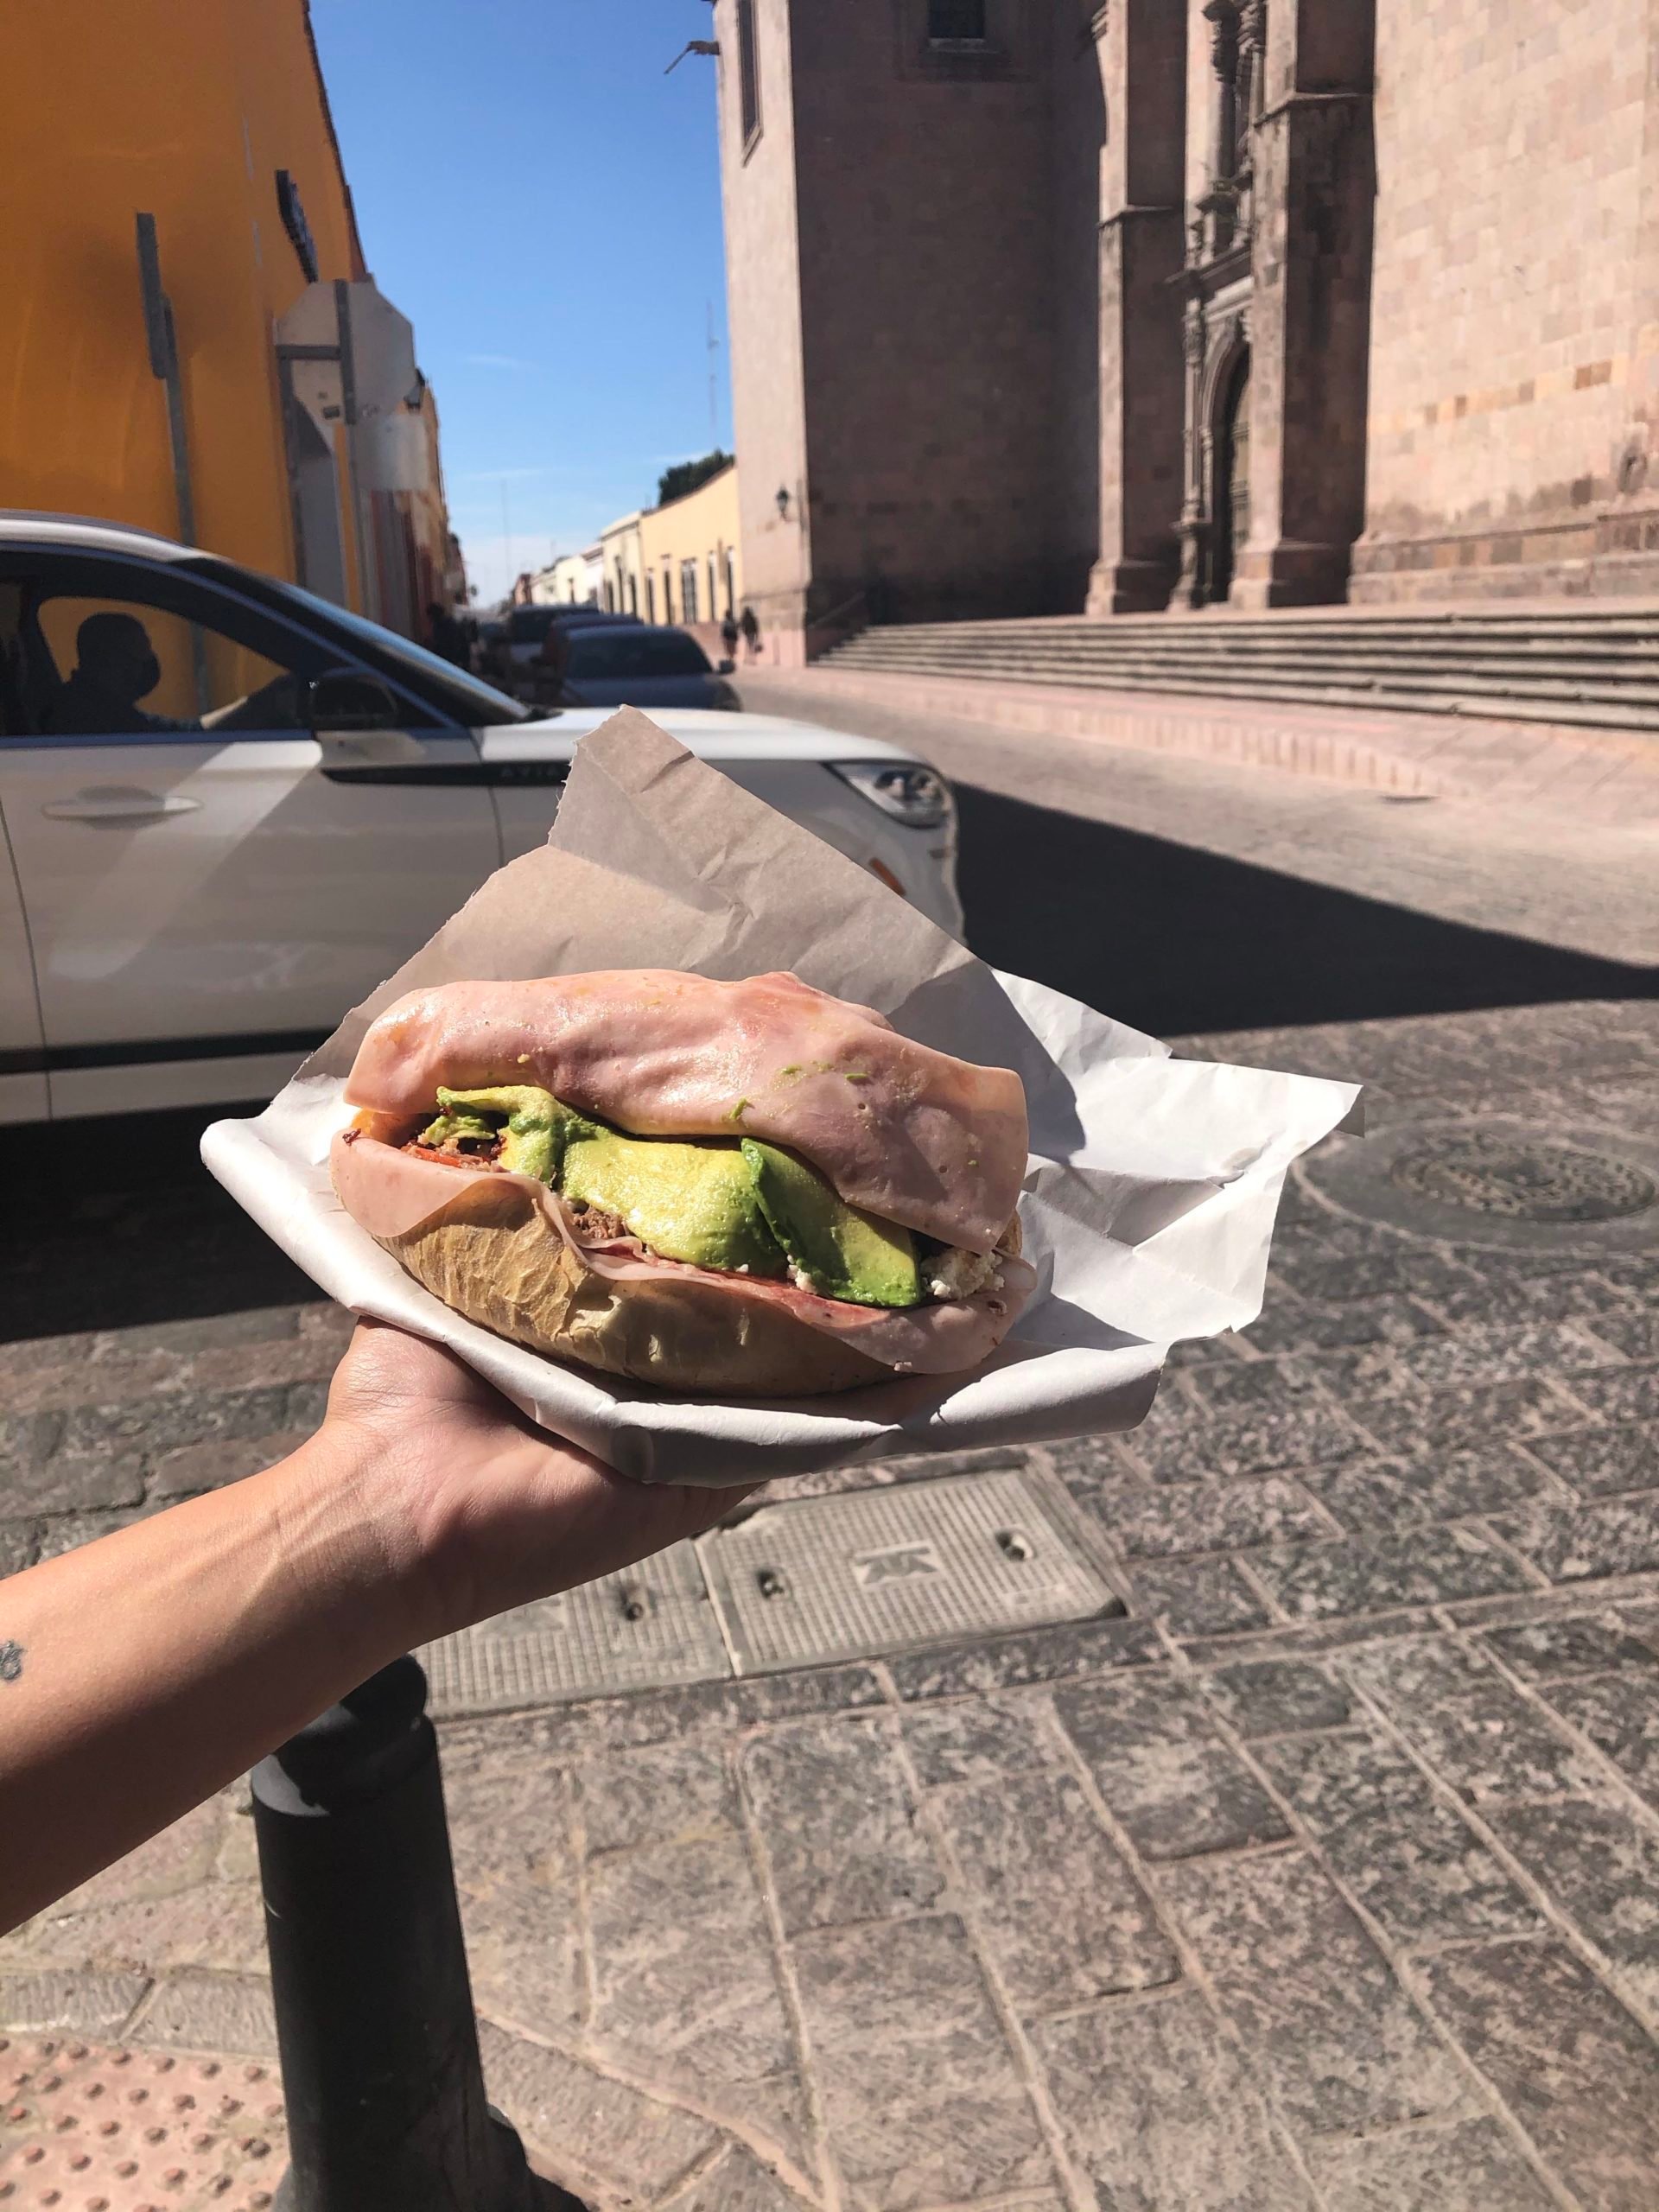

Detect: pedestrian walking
739,603,760,662
720,608,741,662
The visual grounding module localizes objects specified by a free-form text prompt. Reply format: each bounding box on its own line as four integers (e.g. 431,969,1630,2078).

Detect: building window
707,553,717,618
681,559,700,624
645,572,656,623
927,0,987,44
737,0,761,146
626,573,638,616
724,548,736,617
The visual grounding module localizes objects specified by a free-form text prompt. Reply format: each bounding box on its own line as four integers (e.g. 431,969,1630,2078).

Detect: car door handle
41,789,203,823
316,730,424,767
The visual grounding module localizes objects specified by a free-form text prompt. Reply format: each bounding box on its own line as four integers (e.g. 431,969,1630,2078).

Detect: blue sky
310,0,731,604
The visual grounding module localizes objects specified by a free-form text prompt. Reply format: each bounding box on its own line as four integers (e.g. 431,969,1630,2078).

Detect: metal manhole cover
0,2037,285,2209
419,1541,730,1716
697,1468,1113,1675
1300,1116,1659,1256
1389,1132,1658,1223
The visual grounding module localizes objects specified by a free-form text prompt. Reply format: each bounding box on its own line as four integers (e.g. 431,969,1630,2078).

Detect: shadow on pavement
3,1103,314,1343
954,782,1658,1035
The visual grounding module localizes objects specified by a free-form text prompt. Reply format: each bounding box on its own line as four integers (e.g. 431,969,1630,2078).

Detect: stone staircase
818,604,1659,734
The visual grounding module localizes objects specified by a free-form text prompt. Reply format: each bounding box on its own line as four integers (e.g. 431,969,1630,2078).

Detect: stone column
1239,0,1267,127
1086,0,1188,615
1199,0,1242,256
1171,296,1210,608
1231,0,1376,607
1234,0,1267,232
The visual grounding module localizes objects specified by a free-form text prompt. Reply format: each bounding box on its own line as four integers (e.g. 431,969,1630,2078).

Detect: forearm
0,1317,749,1937
0,1430,418,1934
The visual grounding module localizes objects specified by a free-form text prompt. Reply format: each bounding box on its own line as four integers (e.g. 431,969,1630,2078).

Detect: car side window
0,582,28,739
32,594,308,738
3,553,353,743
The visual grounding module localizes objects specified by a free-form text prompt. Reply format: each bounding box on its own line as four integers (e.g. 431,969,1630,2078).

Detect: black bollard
251,1655,583,2212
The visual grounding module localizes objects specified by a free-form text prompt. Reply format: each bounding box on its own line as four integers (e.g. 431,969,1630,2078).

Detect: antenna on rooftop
707,301,721,446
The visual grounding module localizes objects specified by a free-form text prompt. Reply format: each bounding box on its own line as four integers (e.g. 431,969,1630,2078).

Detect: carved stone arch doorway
1210,335,1251,605
1177,308,1251,608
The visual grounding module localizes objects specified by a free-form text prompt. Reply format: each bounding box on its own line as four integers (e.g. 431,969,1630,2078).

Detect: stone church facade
710,0,1659,660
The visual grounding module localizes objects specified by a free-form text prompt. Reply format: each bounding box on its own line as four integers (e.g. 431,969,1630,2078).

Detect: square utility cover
697,1467,1116,1675
420,1540,730,1715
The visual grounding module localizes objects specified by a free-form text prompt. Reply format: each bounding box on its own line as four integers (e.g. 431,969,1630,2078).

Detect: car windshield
192,561,530,725
565,629,714,679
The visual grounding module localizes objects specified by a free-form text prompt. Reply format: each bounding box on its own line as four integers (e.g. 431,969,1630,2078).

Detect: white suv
0,514,962,1122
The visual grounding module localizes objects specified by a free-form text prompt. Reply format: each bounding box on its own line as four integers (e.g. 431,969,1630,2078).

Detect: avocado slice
418,1087,908,1294
417,1107,501,1149
741,1139,921,1308
562,1125,788,1276
436,1084,587,1185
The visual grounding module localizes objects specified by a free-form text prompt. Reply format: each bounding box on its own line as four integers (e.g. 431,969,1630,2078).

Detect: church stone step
820,607,1659,732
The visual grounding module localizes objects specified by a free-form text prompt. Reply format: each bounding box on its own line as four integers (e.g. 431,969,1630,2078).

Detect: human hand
315,1319,755,1646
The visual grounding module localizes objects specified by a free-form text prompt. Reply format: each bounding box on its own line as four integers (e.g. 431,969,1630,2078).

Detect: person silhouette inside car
47,611,201,736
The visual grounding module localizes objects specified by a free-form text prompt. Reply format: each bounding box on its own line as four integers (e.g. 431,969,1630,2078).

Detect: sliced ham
332,1130,1033,1376
343,969,1027,1253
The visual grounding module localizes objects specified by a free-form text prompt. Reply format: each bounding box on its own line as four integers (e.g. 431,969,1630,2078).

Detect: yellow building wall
638,463,744,635
598,512,646,616
0,0,368,604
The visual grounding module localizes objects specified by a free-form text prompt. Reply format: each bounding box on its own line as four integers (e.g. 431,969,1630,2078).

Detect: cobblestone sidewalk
3,997,1656,2211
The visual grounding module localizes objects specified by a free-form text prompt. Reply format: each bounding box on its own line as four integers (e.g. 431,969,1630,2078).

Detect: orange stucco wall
0,0,370,601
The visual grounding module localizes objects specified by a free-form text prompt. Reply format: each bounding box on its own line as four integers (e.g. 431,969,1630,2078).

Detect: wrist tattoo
0,1641,23,1684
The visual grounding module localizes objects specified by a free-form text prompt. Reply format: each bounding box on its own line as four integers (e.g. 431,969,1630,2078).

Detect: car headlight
828,760,951,829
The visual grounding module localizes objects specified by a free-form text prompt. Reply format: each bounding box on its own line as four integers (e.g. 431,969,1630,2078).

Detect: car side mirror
308,669,400,733
717,658,735,675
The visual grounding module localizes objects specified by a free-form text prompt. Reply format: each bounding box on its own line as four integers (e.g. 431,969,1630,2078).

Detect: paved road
3,710,1657,2210
742,673,1659,980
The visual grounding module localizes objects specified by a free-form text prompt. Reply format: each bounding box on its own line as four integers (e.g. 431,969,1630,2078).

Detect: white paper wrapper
201,709,1357,1484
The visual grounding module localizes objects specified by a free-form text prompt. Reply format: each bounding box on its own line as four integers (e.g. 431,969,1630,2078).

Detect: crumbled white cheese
925,1246,999,1301
788,1263,816,1292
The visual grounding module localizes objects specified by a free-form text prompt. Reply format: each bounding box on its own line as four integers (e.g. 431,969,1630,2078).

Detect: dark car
474,614,509,683
501,601,567,683
555,624,741,711
538,604,639,639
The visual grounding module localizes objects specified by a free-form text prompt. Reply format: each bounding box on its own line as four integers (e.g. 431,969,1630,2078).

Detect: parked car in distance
0,513,961,1122
503,604,640,700
501,601,565,683
553,623,741,711
473,613,509,685
505,600,637,659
